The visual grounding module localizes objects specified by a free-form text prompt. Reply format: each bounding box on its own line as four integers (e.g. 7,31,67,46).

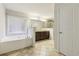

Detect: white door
73,5,79,55
57,4,74,55
55,4,79,56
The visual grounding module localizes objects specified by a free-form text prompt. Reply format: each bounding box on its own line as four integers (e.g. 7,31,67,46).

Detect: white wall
31,20,45,28
4,3,54,19
53,4,60,51
0,4,5,41
0,4,34,54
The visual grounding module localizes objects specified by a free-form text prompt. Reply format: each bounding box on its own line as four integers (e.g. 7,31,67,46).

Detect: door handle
59,32,62,34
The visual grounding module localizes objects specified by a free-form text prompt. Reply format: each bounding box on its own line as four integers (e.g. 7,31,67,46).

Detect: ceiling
3,3,54,19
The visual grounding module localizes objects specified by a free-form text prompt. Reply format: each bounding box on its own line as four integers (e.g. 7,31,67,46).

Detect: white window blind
6,14,26,35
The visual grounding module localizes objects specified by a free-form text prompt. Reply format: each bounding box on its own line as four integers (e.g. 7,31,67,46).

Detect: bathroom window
6,14,26,35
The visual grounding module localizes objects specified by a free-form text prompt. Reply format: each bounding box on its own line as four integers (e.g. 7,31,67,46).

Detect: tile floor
0,39,63,56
